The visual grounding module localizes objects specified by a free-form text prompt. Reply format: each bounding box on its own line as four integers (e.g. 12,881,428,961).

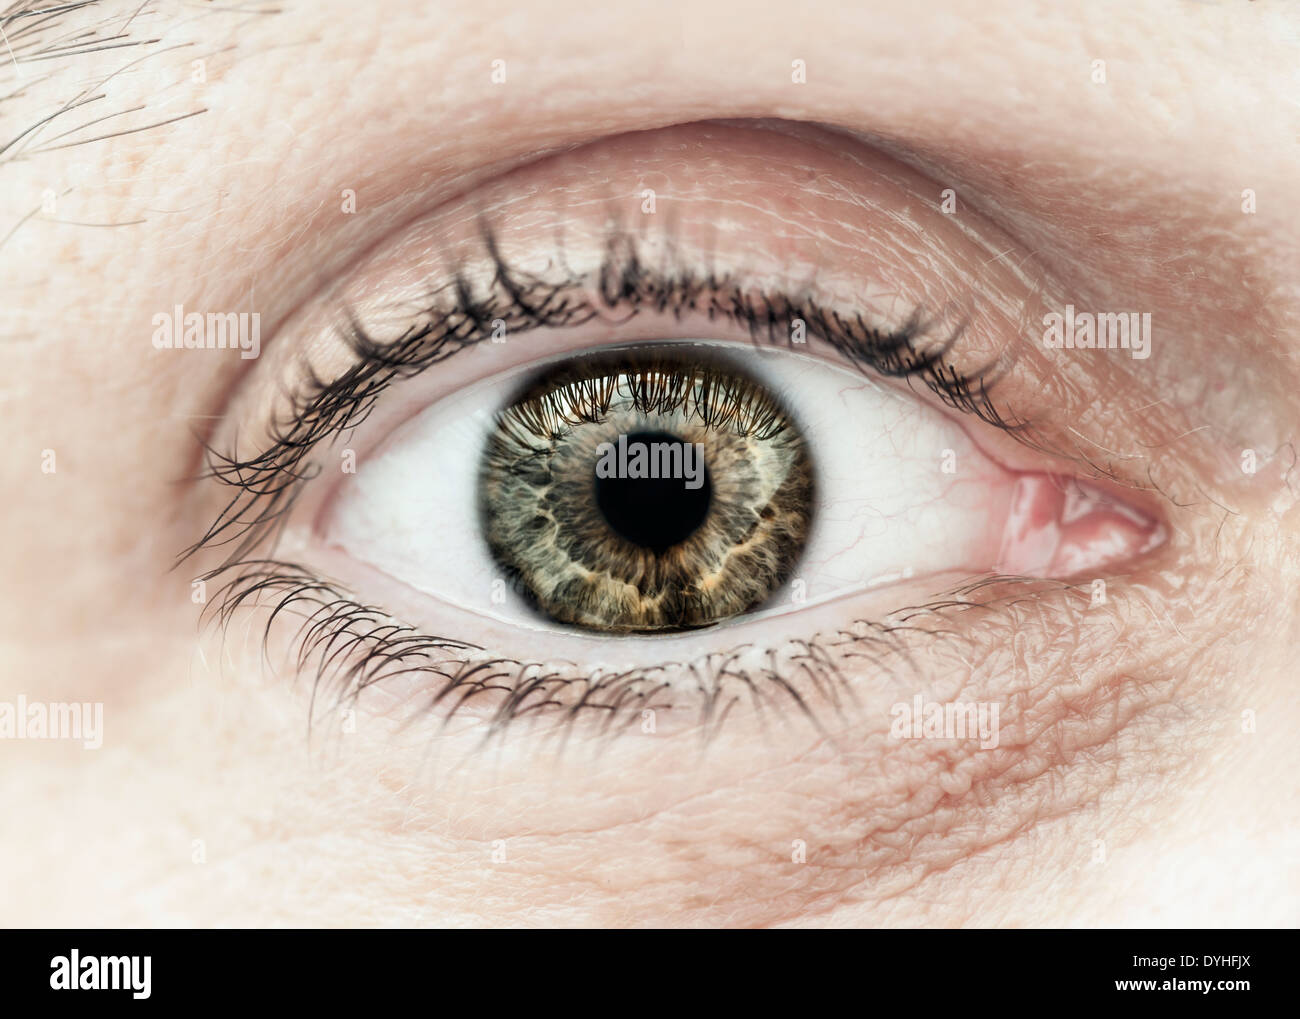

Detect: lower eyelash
202,557,1071,746
205,558,886,740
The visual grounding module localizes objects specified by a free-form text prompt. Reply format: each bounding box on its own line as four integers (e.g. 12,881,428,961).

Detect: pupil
593,430,712,554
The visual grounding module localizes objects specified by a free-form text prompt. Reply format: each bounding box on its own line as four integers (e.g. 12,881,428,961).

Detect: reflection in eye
478,348,813,633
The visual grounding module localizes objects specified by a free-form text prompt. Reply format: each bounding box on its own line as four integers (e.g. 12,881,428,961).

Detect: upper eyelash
181,222,1027,577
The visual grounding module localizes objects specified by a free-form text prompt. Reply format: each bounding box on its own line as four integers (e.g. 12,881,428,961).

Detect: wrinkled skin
0,0,1296,927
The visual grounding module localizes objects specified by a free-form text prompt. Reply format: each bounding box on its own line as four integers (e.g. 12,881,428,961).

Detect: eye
323,338,1020,635
191,121,1171,732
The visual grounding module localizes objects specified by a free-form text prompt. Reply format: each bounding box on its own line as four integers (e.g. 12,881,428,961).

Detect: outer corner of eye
315,340,1164,640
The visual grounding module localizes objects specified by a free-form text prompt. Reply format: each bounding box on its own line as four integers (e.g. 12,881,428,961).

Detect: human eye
328,340,1005,636
8,0,1295,934
185,121,1165,738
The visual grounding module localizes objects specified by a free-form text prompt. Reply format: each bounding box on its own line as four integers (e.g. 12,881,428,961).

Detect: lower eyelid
261,567,1190,921
203,556,970,731
281,489,1164,738
205,553,1137,767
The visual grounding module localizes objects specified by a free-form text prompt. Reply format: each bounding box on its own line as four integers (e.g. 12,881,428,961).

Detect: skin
0,0,1296,927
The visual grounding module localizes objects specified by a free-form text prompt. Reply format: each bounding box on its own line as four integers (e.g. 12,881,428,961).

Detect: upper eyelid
181,222,1032,578
192,118,1167,533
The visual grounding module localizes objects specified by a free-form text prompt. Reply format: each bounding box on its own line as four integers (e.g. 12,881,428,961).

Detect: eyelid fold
207,120,1187,514
204,122,1044,469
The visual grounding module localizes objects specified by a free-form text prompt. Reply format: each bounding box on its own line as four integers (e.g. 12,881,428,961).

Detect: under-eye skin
478,347,814,633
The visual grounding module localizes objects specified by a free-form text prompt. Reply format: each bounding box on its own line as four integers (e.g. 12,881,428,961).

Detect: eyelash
206,557,1053,746
182,222,1032,740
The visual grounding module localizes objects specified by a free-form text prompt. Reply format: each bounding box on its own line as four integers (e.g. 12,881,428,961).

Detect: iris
478,348,814,632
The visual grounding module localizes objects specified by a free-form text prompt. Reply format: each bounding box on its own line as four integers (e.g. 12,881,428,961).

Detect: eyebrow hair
1,1,166,153
0,0,276,252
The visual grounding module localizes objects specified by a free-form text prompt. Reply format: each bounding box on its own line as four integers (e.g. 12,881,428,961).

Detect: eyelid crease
181,219,1034,580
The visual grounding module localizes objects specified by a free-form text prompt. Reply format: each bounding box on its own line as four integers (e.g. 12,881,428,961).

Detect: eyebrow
0,0,277,252
1,0,184,157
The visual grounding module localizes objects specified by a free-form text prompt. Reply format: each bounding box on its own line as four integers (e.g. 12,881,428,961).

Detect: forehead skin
0,0,1296,926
